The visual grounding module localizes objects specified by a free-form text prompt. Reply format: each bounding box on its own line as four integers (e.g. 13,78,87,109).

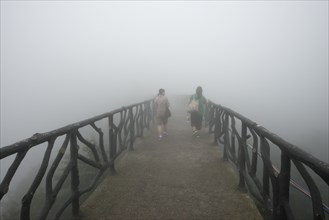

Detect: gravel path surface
81,97,262,220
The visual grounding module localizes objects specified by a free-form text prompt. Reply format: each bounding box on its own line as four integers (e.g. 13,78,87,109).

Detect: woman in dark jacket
188,86,207,138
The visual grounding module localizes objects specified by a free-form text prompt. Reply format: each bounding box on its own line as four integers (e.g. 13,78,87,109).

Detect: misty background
1,0,328,177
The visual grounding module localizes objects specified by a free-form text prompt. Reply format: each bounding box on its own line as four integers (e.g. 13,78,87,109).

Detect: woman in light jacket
154,88,170,141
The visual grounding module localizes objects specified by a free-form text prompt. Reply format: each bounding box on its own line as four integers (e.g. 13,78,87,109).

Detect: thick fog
1,1,328,159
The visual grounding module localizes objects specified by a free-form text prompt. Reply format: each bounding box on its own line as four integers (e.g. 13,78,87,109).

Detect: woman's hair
158,88,165,95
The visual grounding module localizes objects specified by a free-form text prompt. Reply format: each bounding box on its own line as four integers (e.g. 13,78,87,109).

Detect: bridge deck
81,96,262,220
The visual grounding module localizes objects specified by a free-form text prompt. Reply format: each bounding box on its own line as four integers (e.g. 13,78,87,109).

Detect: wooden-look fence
0,99,154,220
1,97,329,220
206,100,329,220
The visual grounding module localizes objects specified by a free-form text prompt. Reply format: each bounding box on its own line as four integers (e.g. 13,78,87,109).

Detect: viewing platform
81,97,262,220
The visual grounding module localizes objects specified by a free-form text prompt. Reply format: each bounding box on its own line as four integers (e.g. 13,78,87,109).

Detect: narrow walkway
81,96,262,220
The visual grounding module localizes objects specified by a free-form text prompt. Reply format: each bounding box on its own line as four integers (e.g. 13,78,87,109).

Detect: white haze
1,1,328,163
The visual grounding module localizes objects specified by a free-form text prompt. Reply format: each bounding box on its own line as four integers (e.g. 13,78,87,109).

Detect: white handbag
187,99,199,112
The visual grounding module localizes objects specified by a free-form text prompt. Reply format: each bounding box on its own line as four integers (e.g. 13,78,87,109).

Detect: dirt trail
81,96,262,220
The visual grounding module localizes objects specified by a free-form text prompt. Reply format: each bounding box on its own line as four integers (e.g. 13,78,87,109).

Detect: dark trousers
190,111,202,130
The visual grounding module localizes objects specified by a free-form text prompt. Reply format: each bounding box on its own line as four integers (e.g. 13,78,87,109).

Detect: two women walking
154,86,207,140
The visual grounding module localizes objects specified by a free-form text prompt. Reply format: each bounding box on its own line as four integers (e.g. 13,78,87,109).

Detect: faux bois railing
0,99,154,220
206,100,329,220
1,97,328,220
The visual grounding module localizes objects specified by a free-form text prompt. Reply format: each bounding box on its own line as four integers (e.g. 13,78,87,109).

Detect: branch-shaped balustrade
0,99,154,220
2,97,328,220
206,101,329,220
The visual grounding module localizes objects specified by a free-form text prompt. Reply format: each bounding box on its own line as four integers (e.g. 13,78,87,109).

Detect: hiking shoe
192,130,198,136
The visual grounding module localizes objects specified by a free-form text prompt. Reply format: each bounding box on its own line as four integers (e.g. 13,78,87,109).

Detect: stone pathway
81,96,262,220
